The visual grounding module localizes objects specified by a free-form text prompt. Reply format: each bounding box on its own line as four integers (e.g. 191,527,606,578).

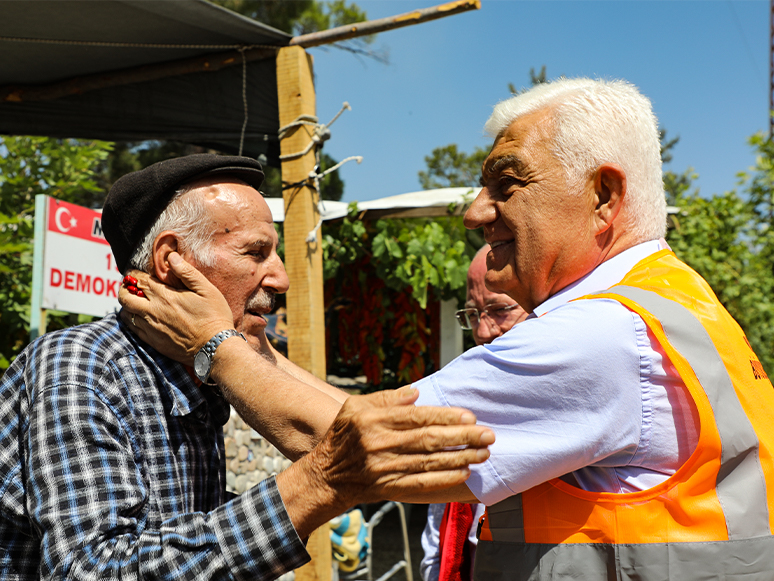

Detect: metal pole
30,194,47,340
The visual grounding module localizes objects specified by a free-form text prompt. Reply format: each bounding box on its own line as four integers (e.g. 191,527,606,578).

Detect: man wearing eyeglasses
421,244,526,581
456,244,529,347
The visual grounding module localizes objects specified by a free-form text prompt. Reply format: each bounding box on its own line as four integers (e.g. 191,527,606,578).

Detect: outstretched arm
274,387,491,539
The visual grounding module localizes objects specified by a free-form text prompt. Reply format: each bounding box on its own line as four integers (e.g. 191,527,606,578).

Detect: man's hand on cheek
118,252,234,365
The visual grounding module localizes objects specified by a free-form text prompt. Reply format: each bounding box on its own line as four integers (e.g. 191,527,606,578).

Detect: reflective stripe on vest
474,255,774,580
473,535,774,581
607,285,769,538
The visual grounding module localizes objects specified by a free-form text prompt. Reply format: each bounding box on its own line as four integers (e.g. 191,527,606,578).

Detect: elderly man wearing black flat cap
0,154,494,581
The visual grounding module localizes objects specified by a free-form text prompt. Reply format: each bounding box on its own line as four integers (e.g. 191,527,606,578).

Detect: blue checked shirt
0,314,309,580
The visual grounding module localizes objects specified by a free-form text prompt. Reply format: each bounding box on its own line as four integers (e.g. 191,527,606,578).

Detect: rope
276,103,360,244
312,155,363,180
305,156,362,243
278,102,351,162
238,47,248,156
0,35,280,51
278,116,319,141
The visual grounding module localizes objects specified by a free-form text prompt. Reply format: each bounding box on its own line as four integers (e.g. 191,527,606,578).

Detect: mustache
246,288,275,313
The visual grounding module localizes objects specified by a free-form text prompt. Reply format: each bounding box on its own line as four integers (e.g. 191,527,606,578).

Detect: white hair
484,78,667,241
127,183,216,273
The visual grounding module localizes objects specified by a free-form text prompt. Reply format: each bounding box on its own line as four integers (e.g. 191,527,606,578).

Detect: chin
484,268,509,294
485,271,522,303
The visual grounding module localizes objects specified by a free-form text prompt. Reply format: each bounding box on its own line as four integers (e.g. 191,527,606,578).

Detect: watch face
194,351,210,380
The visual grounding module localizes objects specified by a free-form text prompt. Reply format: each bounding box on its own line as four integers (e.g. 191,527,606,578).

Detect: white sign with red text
42,197,123,317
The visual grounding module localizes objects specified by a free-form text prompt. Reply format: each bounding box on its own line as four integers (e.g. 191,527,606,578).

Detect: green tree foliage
323,208,473,309
210,0,380,59
418,144,488,190
0,136,113,370
212,0,368,35
665,134,774,375
322,207,477,387
508,66,547,95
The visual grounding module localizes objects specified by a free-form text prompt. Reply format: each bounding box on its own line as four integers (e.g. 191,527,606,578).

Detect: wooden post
276,45,327,380
276,45,331,581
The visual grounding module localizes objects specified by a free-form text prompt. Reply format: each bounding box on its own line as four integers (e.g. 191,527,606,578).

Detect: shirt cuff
212,475,310,581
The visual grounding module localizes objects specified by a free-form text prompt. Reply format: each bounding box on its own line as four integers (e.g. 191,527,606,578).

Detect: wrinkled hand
118,252,234,365
278,387,494,538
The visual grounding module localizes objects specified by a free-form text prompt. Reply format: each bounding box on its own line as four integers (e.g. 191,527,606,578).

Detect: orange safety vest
475,249,774,580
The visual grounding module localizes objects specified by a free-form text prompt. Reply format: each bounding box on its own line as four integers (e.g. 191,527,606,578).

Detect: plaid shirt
0,314,309,580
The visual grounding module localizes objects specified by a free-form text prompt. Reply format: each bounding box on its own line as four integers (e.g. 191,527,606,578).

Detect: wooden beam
0,46,276,103
294,527,333,581
291,0,480,48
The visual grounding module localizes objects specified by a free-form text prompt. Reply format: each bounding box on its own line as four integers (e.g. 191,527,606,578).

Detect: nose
264,252,290,294
464,187,497,230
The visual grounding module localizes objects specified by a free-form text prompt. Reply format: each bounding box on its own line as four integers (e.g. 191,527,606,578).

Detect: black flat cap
102,154,264,273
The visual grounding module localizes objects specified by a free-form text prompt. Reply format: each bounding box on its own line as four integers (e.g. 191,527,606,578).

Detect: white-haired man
0,155,493,581
120,79,774,579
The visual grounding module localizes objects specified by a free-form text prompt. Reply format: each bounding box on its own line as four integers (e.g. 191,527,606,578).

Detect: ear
592,163,626,235
151,232,186,288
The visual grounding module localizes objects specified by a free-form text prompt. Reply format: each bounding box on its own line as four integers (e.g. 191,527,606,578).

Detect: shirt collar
532,240,665,317
118,313,231,424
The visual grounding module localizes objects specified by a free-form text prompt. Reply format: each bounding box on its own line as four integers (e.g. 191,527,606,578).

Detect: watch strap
196,329,246,383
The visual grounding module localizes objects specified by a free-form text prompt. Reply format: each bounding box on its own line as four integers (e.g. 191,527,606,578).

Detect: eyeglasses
455,303,521,330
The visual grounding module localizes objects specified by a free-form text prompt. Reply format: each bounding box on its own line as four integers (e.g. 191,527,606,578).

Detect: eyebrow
486,154,526,177
246,237,273,250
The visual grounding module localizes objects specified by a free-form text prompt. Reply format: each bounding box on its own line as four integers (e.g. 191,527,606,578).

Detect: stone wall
223,407,292,494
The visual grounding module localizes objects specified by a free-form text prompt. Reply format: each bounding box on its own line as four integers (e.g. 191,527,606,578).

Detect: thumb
382,386,420,406
350,387,418,412
167,252,215,295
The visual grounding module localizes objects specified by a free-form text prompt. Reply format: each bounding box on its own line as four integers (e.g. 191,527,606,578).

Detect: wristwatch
194,329,246,384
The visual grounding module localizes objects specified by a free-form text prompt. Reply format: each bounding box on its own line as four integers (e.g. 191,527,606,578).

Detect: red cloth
437,502,475,581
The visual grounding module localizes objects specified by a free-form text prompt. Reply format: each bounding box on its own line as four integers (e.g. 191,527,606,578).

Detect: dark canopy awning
0,0,292,163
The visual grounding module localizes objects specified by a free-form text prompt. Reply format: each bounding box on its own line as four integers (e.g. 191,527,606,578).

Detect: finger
413,424,495,451
167,252,217,295
366,424,494,454
369,448,490,475
349,387,418,410
364,403,480,429
390,386,420,405
118,308,149,340
118,285,149,312
378,469,474,495
118,309,132,326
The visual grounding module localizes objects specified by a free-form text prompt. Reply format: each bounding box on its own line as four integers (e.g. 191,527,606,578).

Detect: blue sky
309,0,769,203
